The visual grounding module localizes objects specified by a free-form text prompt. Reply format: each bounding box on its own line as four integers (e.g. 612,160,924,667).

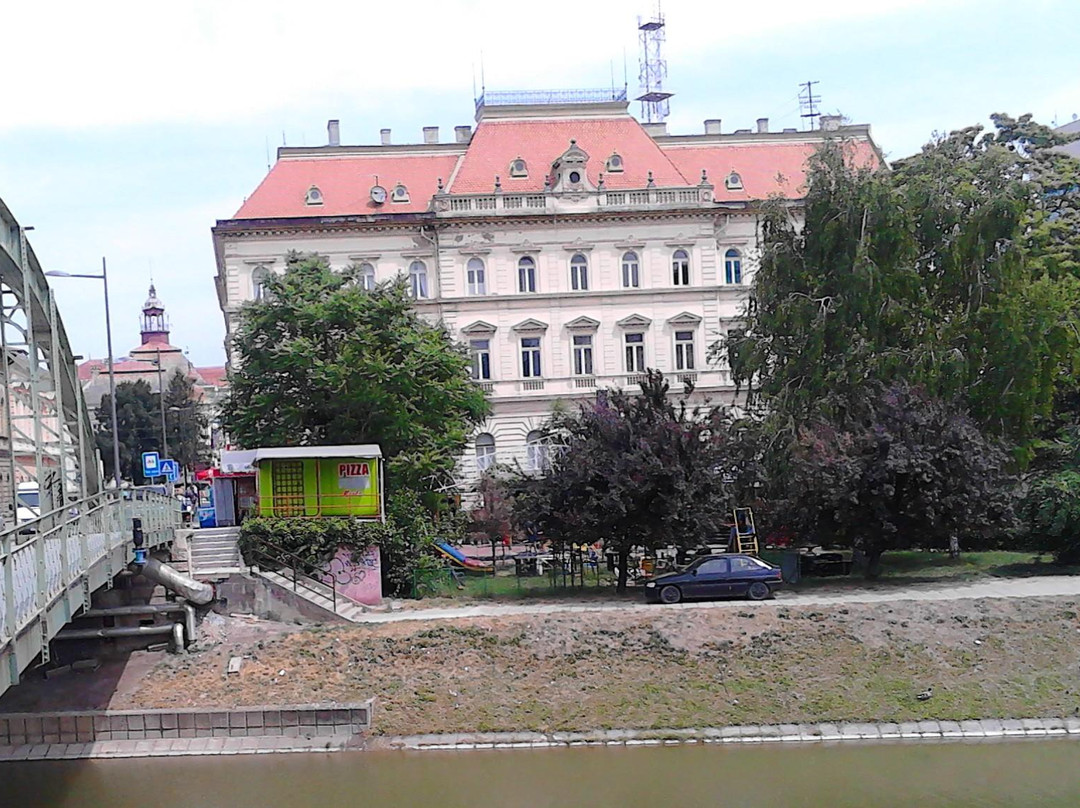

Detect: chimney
455,125,473,143
422,126,439,144
327,119,340,147
703,119,722,135
380,128,392,146
820,114,843,132
643,122,667,137
756,118,769,134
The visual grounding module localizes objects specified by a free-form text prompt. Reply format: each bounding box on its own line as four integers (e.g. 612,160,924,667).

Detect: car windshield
18,491,39,508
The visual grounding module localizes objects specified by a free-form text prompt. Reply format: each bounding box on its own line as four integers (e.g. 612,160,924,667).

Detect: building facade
213,92,880,487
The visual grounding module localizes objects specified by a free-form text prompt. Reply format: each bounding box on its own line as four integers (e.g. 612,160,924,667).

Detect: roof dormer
549,139,592,193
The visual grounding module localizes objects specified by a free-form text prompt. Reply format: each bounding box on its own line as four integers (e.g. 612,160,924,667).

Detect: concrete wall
213,572,348,624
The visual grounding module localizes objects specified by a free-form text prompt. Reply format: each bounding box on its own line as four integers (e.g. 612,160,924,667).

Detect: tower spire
140,283,170,346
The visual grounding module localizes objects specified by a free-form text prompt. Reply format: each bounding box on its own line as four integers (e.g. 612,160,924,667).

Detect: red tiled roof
77,359,108,381
195,365,228,386
449,116,689,193
233,153,462,218
129,342,184,356
112,360,160,374
662,139,881,202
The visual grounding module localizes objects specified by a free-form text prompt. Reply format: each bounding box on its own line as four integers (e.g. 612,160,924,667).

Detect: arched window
672,249,690,286
251,266,270,300
518,256,537,293
570,253,589,291
467,257,487,295
621,251,640,289
409,260,429,299
526,430,549,472
357,262,376,291
475,433,496,472
724,249,743,285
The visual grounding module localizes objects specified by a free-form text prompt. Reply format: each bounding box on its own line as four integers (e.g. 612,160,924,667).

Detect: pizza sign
337,462,371,492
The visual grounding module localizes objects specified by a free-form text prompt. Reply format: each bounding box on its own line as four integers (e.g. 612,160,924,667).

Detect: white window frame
625,332,646,373
409,260,429,299
251,266,270,300
672,249,690,286
572,334,594,376
518,256,537,293
724,249,743,285
674,330,696,371
466,257,487,296
526,430,549,472
475,433,496,472
470,338,492,381
621,251,640,289
521,336,542,378
357,262,376,291
570,253,589,291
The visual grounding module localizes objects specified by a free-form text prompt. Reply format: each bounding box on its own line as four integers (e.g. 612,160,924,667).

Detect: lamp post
45,258,122,491
154,347,168,464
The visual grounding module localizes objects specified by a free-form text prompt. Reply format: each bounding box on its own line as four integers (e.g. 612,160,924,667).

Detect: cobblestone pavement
362,575,1080,624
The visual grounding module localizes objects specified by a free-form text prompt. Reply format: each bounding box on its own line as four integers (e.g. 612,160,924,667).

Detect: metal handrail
245,537,337,613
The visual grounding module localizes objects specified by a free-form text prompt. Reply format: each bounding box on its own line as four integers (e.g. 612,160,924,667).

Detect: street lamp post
45,258,122,491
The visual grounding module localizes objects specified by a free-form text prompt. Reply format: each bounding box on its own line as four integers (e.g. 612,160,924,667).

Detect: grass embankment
124,597,1080,736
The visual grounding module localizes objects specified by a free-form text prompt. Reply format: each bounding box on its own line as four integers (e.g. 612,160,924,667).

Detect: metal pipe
54,624,176,640
171,622,185,652
183,603,196,645
132,557,214,605
82,603,186,618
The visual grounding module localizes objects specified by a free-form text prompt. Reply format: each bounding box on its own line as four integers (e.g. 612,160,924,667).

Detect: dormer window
725,172,744,190
606,153,624,173
305,186,323,205
550,139,592,193
509,158,528,178
391,183,410,203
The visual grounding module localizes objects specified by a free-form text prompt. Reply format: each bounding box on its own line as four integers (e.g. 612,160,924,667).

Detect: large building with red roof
213,90,881,487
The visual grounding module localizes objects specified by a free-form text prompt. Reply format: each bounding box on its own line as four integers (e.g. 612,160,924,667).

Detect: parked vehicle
16,482,40,524
644,553,783,604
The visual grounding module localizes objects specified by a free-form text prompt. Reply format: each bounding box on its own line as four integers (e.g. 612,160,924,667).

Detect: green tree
222,252,489,491
508,371,736,592
163,369,208,476
782,383,1015,577
96,379,161,484
725,127,1080,450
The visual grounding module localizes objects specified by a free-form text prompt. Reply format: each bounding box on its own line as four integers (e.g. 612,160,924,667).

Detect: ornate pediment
667,312,703,326
511,318,549,333
616,314,653,329
461,320,498,336
565,316,600,331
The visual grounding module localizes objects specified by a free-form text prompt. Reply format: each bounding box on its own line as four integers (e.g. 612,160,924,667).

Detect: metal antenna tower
636,8,673,123
799,80,821,130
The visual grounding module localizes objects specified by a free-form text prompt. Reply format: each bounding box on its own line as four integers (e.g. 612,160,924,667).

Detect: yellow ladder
733,507,759,555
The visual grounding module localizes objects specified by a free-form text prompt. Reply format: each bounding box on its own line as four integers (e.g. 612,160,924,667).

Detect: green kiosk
252,445,384,520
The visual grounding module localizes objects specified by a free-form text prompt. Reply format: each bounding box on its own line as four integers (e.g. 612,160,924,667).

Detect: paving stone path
359,574,1080,624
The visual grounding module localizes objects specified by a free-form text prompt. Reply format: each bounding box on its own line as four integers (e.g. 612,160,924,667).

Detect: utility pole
156,346,168,469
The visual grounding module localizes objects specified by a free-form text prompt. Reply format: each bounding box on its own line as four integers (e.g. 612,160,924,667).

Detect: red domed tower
140,283,170,346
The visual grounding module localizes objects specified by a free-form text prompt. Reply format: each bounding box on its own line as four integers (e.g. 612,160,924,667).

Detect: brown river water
3,739,1080,807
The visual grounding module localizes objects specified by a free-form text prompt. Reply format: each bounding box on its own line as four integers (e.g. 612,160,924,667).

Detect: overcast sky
0,0,1075,367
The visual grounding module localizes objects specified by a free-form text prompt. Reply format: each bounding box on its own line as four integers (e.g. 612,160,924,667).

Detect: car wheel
659,585,682,604
747,582,771,601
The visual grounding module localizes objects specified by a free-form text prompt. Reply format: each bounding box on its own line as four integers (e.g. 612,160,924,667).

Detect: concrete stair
253,568,369,622
189,526,243,578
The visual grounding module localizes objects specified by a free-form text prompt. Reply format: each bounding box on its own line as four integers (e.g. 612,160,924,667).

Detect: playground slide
435,542,495,573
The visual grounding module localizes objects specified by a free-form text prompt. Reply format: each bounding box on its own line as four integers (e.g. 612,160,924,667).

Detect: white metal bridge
0,195,181,696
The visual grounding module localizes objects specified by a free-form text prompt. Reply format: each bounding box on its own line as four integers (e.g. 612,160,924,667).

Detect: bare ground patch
115,597,1080,736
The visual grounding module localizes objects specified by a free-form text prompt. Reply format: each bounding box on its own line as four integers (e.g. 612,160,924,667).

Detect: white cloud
4,0,957,131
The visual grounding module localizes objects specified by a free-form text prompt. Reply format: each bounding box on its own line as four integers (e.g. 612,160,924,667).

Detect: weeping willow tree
724,117,1080,449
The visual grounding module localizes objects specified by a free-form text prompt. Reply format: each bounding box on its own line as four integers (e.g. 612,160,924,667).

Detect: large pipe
183,603,196,645
54,624,176,640
131,557,214,605
82,603,186,618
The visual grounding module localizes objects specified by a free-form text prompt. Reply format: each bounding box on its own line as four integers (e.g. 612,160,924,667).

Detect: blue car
644,554,783,604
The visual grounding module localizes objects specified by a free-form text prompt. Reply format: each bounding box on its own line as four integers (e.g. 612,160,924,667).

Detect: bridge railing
0,488,180,662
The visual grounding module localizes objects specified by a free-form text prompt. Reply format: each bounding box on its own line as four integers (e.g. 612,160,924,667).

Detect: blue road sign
160,459,180,483
141,452,160,477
